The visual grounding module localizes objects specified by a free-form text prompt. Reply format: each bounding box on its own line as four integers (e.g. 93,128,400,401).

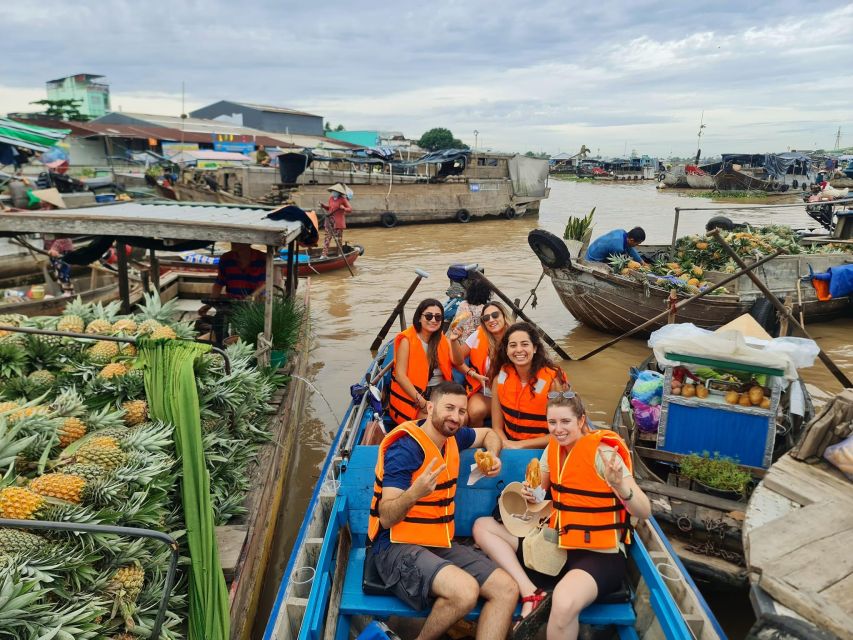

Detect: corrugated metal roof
232,102,320,118
0,201,302,246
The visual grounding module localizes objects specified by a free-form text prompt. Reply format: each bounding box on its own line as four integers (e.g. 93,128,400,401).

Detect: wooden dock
744,454,853,639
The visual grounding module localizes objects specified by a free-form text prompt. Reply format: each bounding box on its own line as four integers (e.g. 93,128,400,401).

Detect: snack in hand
475,449,494,474
449,310,471,330
526,458,541,489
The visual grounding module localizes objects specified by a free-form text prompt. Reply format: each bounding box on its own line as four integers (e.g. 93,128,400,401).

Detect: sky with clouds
3,1,852,157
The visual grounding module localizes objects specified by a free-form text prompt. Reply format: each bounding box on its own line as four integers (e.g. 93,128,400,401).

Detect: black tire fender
528,229,571,269
380,212,398,228
705,215,735,232
456,209,471,223
504,206,517,220
749,297,780,337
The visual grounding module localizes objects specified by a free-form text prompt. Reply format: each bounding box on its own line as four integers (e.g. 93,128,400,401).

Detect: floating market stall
0,202,313,639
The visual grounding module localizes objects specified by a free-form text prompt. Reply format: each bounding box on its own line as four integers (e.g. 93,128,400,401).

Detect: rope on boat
519,271,546,311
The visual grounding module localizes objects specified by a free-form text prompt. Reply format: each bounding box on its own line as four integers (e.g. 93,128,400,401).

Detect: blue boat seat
336,445,638,637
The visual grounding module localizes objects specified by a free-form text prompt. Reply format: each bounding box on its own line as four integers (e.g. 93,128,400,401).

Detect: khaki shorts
371,541,498,611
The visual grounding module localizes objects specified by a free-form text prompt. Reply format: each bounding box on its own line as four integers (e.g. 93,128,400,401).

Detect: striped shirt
215,249,266,298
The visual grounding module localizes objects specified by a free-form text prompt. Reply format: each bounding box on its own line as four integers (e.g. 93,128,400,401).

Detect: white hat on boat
498,481,553,537
327,182,349,196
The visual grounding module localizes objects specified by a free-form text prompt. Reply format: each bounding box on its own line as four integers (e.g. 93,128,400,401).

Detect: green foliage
229,297,304,351
417,127,469,151
29,98,89,121
679,452,752,495
324,122,346,132
563,207,595,241
684,190,768,199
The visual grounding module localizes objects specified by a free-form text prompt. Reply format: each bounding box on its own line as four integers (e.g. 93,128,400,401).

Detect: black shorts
516,544,626,600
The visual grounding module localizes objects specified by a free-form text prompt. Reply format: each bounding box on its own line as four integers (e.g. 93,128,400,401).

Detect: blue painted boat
264,344,726,640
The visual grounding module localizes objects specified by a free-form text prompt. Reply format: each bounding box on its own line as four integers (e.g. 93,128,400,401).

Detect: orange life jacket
466,326,492,396
367,421,459,548
547,429,632,551
388,326,454,425
495,365,559,440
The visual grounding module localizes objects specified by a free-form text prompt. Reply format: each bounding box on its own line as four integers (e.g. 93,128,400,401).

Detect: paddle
332,232,355,277
370,269,430,352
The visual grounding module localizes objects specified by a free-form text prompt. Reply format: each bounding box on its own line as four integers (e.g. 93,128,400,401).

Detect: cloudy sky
3,1,852,156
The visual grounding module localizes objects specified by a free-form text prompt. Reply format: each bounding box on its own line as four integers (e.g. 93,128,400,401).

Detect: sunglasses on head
481,311,502,321
547,390,577,400
421,312,443,322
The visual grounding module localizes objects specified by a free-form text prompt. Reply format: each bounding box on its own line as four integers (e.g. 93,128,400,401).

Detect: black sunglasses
421,312,443,322
547,390,577,400
481,311,502,321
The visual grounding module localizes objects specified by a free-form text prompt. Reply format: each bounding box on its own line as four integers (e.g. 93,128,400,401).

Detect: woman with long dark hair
448,301,510,427
489,322,567,448
388,298,457,425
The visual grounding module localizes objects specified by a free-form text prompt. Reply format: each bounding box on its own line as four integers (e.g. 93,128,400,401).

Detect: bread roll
526,458,541,488
475,449,494,474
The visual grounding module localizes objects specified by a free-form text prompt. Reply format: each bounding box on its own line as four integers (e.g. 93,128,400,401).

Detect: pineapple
149,325,177,340
51,387,86,417
111,319,138,334
58,417,88,447
29,473,87,504
0,486,45,519
99,363,129,379
136,319,162,336
109,561,145,625
0,400,20,415
28,369,56,390
121,344,138,357
85,318,113,335
121,400,148,427
626,260,642,270
695,241,709,251
57,314,85,333
607,254,631,276
0,313,26,327
61,463,108,481
8,404,50,423
87,340,120,364
88,426,131,441
0,528,49,554
76,437,127,470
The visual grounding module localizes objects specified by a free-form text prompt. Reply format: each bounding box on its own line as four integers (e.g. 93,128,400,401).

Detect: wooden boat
613,353,813,591
685,173,715,190
528,229,853,336
263,343,725,640
154,243,364,278
713,154,814,193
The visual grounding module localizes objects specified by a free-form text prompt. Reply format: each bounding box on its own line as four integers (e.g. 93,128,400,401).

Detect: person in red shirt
320,183,352,257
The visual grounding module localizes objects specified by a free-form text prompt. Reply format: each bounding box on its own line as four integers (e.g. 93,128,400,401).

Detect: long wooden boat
263,343,725,640
613,353,813,592
685,174,715,190
154,243,364,278
529,230,853,335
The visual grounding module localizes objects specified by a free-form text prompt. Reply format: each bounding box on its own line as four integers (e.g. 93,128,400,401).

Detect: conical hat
327,182,348,195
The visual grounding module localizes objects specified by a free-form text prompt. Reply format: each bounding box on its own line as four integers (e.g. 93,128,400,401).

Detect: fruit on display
749,386,765,405
682,384,696,398
738,393,752,407
725,391,740,404
696,385,709,399
0,291,292,637
760,397,771,409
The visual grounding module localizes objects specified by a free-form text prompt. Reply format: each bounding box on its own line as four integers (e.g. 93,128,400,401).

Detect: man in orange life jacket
367,381,519,640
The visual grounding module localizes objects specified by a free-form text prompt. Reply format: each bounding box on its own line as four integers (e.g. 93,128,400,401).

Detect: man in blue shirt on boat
585,227,647,264
367,381,519,640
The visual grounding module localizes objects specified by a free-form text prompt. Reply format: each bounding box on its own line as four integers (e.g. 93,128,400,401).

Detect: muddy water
254,179,853,637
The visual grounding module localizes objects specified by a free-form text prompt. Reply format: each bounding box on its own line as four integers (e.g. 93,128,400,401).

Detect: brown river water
254,179,853,638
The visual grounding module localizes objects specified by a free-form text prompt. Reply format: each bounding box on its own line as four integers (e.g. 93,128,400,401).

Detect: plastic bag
823,433,853,480
631,398,661,433
631,370,664,406
764,337,820,369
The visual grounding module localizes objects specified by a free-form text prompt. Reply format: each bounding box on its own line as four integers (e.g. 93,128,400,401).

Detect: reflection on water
255,179,853,637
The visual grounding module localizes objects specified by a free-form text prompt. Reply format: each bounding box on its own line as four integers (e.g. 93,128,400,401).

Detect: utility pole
835,126,842,150
473,130,479,151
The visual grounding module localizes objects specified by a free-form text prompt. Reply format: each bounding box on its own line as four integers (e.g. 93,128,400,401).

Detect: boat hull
685,173,715,189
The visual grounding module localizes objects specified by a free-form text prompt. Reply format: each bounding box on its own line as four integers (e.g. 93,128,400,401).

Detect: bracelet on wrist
619,487,634,502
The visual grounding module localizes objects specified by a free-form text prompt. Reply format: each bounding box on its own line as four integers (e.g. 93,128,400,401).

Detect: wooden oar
332,233,354,277
571,249,786,361
469,270,572,361
370,269,430,352
708,229,853,388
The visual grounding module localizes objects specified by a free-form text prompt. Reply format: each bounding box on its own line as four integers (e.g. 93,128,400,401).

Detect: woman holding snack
472,392,651,639
449,278,492,342
489,322,568,449
388,298,457,425
448,301,510,427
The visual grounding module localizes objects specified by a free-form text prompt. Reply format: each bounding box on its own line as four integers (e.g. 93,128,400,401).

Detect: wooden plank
639,479,746,513
743,481,800,540
322,526,352,640
763,455,853,505
822,572,853,614
764,529,853,593
760,573,853,640
216,525,249,579
748,500,853,573
635,446,767,478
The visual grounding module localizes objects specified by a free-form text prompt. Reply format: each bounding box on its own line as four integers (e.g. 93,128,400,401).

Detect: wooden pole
469,270,572,361
149,248,160,293
332,232,354,277
670,207,681,253
708,229,853,388
667,289,678,324
370,269,429,351
285,240,296,297
116,241,131,314
573,249,786,362
262,245,275,366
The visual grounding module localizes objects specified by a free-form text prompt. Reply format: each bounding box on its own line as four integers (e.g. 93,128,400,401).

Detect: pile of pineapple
0,293,280,639
608,224,853,295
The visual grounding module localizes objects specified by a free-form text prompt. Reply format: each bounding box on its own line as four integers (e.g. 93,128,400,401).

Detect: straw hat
327,182,348,196
30,188,66,209
498,481,553,537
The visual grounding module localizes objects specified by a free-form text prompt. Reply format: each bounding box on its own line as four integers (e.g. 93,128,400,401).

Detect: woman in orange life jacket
447,301,509,427
388,298,456,425
488,322,568,449
473,392,651,640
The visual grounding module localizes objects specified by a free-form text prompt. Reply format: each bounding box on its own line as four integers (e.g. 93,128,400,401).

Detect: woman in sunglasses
448,301,510,427
473,392,650,639
388,298,457,425
489,322,568,449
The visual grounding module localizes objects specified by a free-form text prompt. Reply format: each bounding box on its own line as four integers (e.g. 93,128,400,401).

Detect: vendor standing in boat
320,183,352,257
368,381,519,640
585,227,647,264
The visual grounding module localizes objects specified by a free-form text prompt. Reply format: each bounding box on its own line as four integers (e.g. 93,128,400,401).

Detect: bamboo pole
261,245,275,366
370,269,429,352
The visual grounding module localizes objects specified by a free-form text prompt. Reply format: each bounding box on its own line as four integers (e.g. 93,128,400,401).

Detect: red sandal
512,589,552,639
515,588,547,621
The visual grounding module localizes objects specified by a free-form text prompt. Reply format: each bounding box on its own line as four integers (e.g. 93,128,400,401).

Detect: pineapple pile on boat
0,294,281,638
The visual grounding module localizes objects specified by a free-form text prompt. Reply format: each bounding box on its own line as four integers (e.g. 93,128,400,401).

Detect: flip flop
511,589,552,640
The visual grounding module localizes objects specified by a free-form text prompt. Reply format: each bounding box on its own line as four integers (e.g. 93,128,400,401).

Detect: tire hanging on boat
504,206,517,220
749,296,780,337
456,209,471,223
380,212,398,228
528,229,572,269
705,215,735,232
